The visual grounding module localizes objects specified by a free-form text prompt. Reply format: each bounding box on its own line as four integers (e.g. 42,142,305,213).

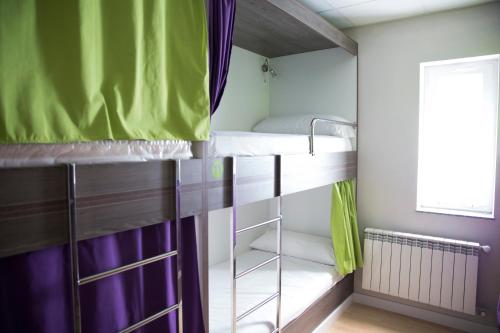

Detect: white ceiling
296,0,498,28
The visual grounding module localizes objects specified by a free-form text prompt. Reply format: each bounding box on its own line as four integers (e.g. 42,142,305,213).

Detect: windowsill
416,206,495,220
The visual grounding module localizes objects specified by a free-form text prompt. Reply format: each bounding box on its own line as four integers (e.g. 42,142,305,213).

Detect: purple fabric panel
0,217,203,333
209,0,236,115
0,244,72,333
497,294,500,327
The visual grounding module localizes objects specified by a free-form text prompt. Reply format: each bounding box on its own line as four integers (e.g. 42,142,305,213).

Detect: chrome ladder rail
230,156,283,333
67,161,184,333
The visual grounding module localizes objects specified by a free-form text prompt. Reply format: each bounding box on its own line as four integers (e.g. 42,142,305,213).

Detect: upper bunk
0,0,358,258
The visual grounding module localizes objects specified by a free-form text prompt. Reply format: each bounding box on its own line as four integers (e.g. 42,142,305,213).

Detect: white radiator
362,228,480,315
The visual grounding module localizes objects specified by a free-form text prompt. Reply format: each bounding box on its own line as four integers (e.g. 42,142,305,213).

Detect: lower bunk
209,241,353,332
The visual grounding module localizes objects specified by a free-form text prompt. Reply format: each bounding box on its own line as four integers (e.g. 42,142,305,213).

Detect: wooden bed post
230,156,238,333
175,160,184,333
200,141,210,333
67,163,82,333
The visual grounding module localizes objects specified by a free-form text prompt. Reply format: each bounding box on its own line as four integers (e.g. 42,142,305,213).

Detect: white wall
277,186,333,238
346,3,500,326
211,46,270,131
269,47,357,122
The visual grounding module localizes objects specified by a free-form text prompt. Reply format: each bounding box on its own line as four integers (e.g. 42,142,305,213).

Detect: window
417,55,499,219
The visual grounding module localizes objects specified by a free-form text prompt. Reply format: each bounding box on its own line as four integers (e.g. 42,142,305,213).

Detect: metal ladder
230,157,283,333
67,161,184,333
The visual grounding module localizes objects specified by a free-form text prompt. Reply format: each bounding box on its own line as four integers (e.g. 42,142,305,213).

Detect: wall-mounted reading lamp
262,58,278,77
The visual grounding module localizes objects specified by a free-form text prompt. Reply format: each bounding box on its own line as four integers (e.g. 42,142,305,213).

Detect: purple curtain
497,294,500,328
0,218,203,333
209,0,236,115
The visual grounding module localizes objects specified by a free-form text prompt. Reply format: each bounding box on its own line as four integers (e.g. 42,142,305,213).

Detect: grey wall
269,47,357,122
346,2,500,326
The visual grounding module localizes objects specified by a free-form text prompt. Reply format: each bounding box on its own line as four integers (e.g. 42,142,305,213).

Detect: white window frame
416,54,500,219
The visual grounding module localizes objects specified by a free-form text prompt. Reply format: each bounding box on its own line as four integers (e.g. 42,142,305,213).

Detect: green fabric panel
330,180,363,275
0,0,209,143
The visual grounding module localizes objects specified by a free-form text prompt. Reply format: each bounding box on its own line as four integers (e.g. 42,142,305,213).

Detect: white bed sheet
193,131,354,157
0,140,193,167
209,250,343,333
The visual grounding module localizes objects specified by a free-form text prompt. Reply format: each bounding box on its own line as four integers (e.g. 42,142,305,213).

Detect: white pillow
250,229,336,266
252,114,355,138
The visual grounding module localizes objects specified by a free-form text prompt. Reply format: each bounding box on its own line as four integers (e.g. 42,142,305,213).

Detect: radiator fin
409,243,421,302
380,239,392,294
399,243,411,299
361,236,373,290
419,245,432,304
389,242,401,297
441,249,454,310
464,253,478,315
429,247,443,307
371,237,383,292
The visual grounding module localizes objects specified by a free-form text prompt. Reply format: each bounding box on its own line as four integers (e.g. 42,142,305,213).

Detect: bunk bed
205,0,359,330
0,141,201,333
0,126,357,333
0,0,358,332
201,117,357,333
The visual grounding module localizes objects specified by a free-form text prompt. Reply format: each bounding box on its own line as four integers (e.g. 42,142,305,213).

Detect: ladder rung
79,250,177,285
118,303,179,333
235,255,280,279
237,292,280,322
236,216,282,234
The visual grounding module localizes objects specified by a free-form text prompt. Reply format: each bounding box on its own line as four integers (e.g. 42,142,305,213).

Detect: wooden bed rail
0,151,356,258
0,160,203,258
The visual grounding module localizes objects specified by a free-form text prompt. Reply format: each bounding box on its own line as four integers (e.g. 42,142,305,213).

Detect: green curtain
0,0,209,143
330,179,363,275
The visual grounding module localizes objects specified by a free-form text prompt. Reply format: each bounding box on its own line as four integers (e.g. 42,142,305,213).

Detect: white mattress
193,131,354,157
0,140,192,167
209,250,343,333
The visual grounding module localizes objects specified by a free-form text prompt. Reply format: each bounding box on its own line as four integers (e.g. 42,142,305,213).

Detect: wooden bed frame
233,0,358,57
283,274,354,333
1,0,358,331
0,150,357,332
0,151,356,258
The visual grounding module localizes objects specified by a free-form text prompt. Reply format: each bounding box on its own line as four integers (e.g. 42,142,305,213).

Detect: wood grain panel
0,165,67,205
0,160,204,257
234,0,357,57
75,160,203,240
0,166,68,257
282,152,357,195
282,273,354,333
236,156,277,207
206,157,232,211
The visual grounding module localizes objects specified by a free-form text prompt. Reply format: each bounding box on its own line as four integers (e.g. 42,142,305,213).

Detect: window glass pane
417,55,499,218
